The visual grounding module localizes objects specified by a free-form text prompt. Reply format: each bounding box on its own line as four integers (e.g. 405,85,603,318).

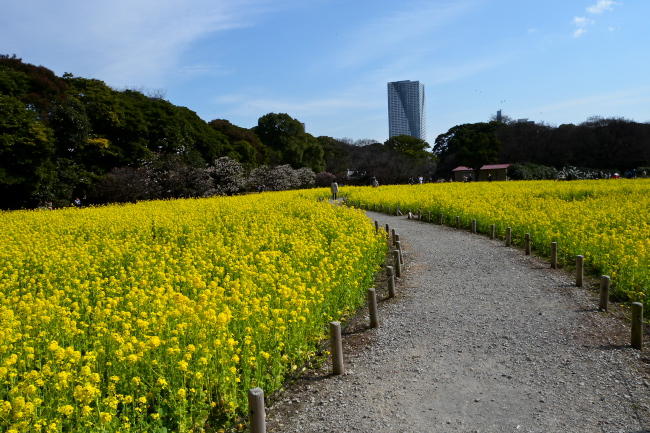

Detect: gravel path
265,210,650,433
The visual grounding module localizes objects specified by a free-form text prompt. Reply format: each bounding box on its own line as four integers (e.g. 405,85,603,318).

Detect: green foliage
434,122,502,177
253,113,325,172
384,134,431,159
508,163,558,180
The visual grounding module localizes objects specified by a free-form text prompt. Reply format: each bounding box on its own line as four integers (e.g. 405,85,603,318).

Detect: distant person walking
372,177,379,187
331,181,339,200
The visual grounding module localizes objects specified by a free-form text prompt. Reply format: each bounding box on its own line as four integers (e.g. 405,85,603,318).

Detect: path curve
266,210,650,433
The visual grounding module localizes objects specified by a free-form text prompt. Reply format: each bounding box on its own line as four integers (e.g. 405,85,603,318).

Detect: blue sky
2,0,648,144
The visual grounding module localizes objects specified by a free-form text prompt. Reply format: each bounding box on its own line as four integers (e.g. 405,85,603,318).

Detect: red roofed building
452,164,510,182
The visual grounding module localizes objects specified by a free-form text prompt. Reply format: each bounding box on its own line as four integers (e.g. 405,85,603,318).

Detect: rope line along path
265,208,650,433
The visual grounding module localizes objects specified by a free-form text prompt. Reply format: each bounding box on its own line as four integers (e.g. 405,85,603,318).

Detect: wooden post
394,250,402,278
396,240,404,264
456,216,461,229
248,388,266,433
631,302,643,350
330,322,344,374
599,275,610,312
472,219,477,233
374,203,377,211
490,224,495,240
576,255,584,287
427,211,431,223
551,242,558,269
395,233,400,244
505,227,512,247
386,266,395,298
396,206,400,216
439,213,443,225
525,233,531,255
368,289,379,328
392,229,396,245
418,209,422,220
375,220,379,232
385,223,390,234
387,206,391,214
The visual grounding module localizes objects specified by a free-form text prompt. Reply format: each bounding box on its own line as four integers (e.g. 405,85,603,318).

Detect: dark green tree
434,122,502,179
253,113,325,172
384,134,431,160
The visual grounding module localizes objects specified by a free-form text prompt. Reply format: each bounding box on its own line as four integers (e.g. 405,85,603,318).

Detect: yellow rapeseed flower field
334,179,650,312
0,191,387,432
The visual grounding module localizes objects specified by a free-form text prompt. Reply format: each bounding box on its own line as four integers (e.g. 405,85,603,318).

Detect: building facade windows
387,80,426,141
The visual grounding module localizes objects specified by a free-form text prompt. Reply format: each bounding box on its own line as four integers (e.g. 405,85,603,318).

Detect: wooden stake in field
551,242,558,269
248,388,266,433
490,224,495,240
394,250,402,278
576,255,584,287
631,303,643,350
368,288,379,328
330,322,344,374
386,266,395,298
505,227,512,247
599,275,610,312
525,233,531,255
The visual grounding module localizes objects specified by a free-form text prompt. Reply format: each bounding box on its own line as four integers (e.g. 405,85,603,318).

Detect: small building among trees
453,164,510,181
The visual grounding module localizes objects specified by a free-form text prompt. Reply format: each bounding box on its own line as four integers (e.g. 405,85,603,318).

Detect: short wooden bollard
396,206,400,216
490,224,495,240
374,203,377,211
392,229,397,245
375,220,379,232
505,227,512,247
525,233,531,255
395,233,400,245
471,219,477,233
427,211,431,223
330,322,344,375
456,216,461,229
368,288,379,328
248,388,266,433
394,250,402,278
576,255,584,287
631,303,644,350
551,242,558,269
387,206,391,214
418,209,422,220
599,275,610,312
385,223,390,234
396,240,404,264
386,266,395,298
439,213,443,225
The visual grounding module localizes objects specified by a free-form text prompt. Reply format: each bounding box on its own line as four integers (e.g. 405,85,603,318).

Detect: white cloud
573,28,587,38
527,28,538,34
0,0,287,87
325,0,477,70
572,16,594,37
587,0,620,14
574,16,595,27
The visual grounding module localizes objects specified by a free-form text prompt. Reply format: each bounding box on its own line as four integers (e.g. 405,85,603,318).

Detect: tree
384,134,431,160
433,122,502,179
205,157,245,196
253,113,325,172
0,94,55,208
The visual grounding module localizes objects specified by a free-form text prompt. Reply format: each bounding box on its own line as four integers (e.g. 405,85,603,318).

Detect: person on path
372,177,379,187
330,182,339,200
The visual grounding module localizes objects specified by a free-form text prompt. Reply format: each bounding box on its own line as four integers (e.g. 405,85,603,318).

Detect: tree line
433,116,650,180
0,55,434,209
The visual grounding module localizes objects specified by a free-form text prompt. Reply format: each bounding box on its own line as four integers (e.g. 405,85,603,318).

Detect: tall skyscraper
387,80,426,141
